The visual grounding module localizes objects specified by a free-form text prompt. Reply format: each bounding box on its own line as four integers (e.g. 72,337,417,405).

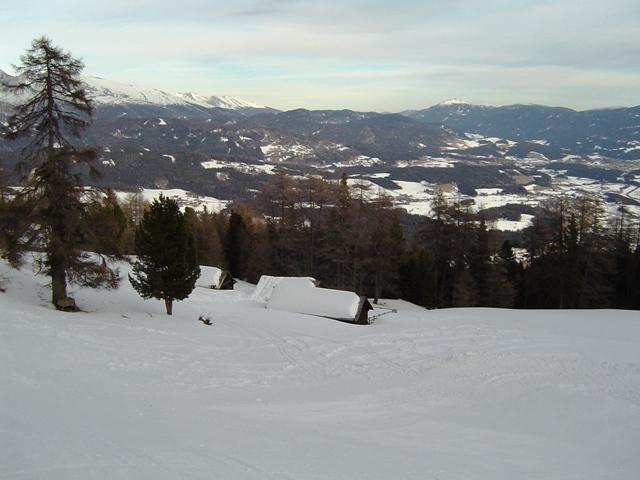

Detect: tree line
91,171,638,311
179,173,639,310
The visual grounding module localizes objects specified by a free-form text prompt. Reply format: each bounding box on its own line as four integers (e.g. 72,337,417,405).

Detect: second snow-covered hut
197,266,236,290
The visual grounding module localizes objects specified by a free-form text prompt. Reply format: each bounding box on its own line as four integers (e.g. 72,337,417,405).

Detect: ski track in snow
1,259,639,479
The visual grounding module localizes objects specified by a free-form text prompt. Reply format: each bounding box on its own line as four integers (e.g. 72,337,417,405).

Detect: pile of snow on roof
252,276,317,303
266,278,361,320
197,266,223,289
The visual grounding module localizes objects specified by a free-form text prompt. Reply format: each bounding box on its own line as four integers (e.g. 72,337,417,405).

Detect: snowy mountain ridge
84,76,264,110
176,92,264,110
0,69,264,111
437,98,471,106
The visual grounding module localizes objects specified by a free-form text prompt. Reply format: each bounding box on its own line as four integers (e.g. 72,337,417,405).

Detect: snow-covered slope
84,76,264,110
84,76,190,107
437,98,471,106
0,69,264,110
1,260,640,479
175,91,262,110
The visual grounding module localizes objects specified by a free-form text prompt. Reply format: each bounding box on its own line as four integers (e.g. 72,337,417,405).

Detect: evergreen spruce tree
2,37,118,310
129,195,200,315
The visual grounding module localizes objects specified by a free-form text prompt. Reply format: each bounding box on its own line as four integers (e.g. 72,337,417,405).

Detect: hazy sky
1,0,638,111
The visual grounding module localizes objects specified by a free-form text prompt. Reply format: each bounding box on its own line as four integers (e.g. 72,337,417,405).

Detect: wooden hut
197,266,236,290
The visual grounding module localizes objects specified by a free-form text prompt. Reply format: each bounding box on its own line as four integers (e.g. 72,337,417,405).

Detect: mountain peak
436,98,470,107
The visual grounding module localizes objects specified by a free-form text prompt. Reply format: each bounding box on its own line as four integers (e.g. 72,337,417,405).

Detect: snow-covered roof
197,266,223,289
252,276,316,303
267,280,361,320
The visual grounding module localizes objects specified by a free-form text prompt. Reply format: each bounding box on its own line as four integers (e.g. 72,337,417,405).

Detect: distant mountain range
83,75,278,115
2,69,638,160
1,70,639,224
405,100,640,161
0,70,277,120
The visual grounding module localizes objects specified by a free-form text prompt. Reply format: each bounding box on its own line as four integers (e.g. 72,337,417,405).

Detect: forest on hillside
8,171,632,310
192,173,640,310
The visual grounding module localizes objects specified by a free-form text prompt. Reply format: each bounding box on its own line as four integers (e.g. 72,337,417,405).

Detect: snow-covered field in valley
1,259,639,479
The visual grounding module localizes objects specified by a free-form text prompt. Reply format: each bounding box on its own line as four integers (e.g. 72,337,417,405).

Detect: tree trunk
50,254,67,308
164,298,173,315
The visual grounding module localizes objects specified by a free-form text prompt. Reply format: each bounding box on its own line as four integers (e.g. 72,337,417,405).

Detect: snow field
1,259,640,479
115,188,228,213
200,159,277,175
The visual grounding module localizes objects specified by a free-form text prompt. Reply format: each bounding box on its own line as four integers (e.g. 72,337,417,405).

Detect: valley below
2,70,640,230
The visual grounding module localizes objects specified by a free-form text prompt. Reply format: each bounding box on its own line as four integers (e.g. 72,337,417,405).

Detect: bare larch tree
2,36,118,310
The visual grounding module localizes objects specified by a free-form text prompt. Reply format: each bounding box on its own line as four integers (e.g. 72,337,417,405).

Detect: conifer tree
129,195,200,315
2,37,118,310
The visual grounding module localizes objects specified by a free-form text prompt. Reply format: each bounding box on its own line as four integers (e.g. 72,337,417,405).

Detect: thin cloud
0,0,638,110
232,0,298,17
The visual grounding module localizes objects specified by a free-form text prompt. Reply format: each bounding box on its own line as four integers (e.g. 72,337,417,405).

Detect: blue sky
1,0,638,111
